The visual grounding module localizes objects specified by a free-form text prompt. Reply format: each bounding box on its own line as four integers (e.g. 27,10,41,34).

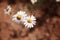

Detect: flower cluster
4,5,36,28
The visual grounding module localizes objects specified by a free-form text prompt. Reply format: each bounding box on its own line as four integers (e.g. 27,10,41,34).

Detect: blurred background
0,0,60,40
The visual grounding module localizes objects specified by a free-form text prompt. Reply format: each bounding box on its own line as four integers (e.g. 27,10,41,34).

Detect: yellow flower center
27,19,32,23
17,15,22,20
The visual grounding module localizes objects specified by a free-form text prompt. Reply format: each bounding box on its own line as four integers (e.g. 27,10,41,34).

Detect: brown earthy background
0,0,60,40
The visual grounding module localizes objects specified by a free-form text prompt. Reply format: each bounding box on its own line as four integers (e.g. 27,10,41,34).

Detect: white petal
31,24,34,28
12,17,21,23
24,22,26,25
12,17,16,21
25,23,28,27
15,20,21,23
12,14,17,18
32,21,36,25
31,15,36,20
27,23,33,28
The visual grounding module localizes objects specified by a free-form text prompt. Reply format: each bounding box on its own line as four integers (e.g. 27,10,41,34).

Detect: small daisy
23,15,36,28
56,0,60,2
12,10,27,23
4,5,11,15
31,0,37,4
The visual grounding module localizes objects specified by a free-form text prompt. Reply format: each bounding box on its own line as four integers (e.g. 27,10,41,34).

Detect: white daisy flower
4,5,11,15
12,10,27,24
31,0,37,4
56,0,60,2
23,15,36,28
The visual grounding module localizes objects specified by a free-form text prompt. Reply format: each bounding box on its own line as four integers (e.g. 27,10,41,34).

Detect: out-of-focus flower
31,0,37,4
4,5,11,15
56,0,60,2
